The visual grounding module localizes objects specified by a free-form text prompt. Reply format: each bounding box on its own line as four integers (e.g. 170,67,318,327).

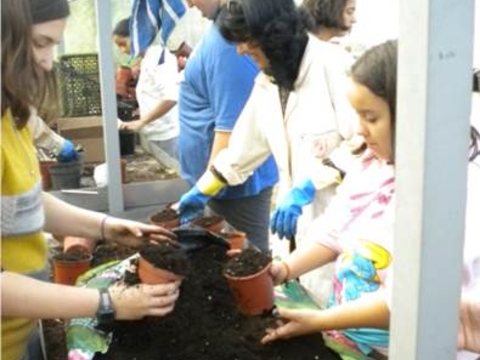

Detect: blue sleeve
207,36,258,131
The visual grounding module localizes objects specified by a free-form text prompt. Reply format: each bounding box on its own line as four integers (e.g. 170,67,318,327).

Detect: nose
356,120,368,137
39,50,54,72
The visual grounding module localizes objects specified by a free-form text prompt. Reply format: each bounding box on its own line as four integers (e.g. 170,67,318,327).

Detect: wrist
96,288,116,324
99,215,110,242
281,261,291,283
196,170,226,196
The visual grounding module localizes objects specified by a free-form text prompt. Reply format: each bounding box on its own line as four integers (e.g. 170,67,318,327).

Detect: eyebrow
34,34,60,45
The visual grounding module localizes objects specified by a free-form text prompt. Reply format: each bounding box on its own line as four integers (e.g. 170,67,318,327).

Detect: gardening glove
178,170,226,224
56,139,78,162
270,179,316,240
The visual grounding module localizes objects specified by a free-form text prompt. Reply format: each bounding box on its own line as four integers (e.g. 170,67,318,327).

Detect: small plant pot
224,263,274,315
39,160,56,190
49,161,82,190
223,231,247,251
148,205,180,230
138,256,184,284
138,243,189,284
119,130,136,156
191,216,225,234
224,249,274,315
52,253,92,285
63,236,96,255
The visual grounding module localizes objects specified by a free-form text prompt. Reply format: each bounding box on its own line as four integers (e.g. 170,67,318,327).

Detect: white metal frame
391,0,475,359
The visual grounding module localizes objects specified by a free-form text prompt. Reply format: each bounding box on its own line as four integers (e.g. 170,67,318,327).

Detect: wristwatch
96,289,116,324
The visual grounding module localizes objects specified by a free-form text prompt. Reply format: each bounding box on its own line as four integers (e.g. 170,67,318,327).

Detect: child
262,40,480,360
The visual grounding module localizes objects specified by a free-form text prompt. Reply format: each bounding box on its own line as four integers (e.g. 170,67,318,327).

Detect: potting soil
45,243,342,360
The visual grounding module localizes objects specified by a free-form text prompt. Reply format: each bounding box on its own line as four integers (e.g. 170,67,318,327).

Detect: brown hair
1,0,60,128
350,40,398,159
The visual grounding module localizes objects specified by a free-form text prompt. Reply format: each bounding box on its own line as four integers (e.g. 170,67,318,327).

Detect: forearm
2,271,98,319
208,131,231,168
285,242,337,279
42,192,105,240
316,292,390,330
140,100,176,126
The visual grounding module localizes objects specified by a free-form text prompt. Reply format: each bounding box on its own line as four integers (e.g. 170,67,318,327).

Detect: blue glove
57,140,78,162
178,186,212,224
270,179,316,240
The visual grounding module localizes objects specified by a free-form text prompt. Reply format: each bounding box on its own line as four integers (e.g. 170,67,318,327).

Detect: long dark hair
350,40,398,159
302,0,350,33
1,0,44,127
217,0,310,91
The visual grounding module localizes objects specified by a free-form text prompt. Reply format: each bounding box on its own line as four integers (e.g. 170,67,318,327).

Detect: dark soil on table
44,243,341,360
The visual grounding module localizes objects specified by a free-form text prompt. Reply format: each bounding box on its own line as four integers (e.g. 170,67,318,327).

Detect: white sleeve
29,115,65,154
213,90,272,186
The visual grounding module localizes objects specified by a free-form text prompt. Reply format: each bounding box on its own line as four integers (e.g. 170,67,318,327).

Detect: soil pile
94,244,340,360
44,242,341,360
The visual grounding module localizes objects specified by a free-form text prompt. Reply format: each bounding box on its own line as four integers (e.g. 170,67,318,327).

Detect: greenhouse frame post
391,0,474,359
94,0,124,215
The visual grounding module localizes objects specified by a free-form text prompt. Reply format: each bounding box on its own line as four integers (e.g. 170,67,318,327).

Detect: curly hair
302,0,349,32
217,0,310,91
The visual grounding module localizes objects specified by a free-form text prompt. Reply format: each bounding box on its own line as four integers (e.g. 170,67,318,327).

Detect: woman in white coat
178,0,355,278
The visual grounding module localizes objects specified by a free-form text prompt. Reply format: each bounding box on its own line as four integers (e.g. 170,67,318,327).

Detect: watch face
97,290,116,324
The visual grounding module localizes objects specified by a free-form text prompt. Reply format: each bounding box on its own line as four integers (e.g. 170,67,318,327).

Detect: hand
57,140,78,162
178,186,211,224
270,179,316,240
457,295,480,352
261,307,322,344
109,281,181,320
118,119,144,132
269,260,290,286
102,217,177,247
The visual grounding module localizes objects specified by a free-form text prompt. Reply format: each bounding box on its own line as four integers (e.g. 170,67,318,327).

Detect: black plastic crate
57,53,102,117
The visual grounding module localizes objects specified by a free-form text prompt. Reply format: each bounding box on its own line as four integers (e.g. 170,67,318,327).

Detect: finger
287,215,297,240
270,211,279,235
148,303,176,317
261,326,287,344
143,282,181,296
151,291,180,308
276,211,285,239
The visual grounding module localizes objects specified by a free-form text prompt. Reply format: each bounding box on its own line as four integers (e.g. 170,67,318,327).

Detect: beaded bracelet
100,215,109,242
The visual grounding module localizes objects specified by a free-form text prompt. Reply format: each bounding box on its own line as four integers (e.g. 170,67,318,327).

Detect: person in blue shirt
177,0,278,250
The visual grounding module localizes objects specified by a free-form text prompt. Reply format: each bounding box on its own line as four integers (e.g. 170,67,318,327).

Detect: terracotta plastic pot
223,231,247,251
39,160,56,190
224,262,274,315
52,253,92,285
63,236,96,255
191,215,225,234
49,161,82,190
138,256,184,284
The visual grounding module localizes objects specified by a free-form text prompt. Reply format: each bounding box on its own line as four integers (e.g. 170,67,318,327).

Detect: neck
315,27,341,41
